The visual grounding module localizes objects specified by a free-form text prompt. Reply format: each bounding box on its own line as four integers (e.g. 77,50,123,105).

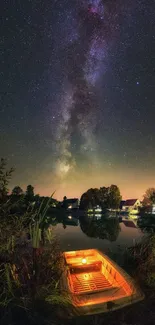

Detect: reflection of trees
80,216,121,242
47,214,79,229
137,217,155,234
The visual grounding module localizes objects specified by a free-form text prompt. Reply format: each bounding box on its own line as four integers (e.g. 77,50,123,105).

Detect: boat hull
61,249,144,316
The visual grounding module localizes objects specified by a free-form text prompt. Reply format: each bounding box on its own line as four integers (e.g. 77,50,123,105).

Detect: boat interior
64,249,135,306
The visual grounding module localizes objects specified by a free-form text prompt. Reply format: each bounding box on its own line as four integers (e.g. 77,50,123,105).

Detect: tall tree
99,186,108,208
25,185,34,202
107,185,122,209
0,158,14,202
11,186,23,196
80,184,122,211
62,196,68,209
80,188,100,210
143,188,155,206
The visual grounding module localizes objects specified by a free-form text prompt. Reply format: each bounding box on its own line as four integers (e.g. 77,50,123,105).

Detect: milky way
54,0,121,180
1,0,155,199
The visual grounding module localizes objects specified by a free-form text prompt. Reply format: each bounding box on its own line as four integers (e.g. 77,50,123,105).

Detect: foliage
80,185,122,211
62,196,68,209
80,216,121,242
11,186,23,196
25,184,35,202
137,216,155,234
0,191,69,325
99,186,109,209
143,187,155,206
80,188,100,210
0,158,14,202
106,185,122,209
128,234,155,288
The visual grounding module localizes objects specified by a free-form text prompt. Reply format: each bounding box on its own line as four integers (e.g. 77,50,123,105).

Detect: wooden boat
61,249,144,316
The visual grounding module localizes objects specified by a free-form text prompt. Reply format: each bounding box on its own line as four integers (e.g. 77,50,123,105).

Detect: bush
128,234,155,288
0,198,69,325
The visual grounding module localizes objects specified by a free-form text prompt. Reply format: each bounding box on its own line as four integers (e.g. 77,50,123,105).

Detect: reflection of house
122,220,137,228
120,199,141,215
66,198,79,209
87,205,102,213
63,216,79,226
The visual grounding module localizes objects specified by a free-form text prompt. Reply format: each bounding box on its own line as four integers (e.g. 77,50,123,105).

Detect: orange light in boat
82,258,87,264
62,249,144,314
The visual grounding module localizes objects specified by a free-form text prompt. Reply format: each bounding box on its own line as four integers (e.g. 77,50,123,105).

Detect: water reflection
79,215,121,242
137,216,155,234
49,213,149,252
122,219,137,229
47,214,79,228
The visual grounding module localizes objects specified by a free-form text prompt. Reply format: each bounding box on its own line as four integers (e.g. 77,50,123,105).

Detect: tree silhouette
80,216,120,242
80,185,122,211
0,158,14,202
62,196,68,209
11,186,23,196
80,188,100,210
25,185,34,202
137,217,155,234
107,185,122,209
143,188,155,206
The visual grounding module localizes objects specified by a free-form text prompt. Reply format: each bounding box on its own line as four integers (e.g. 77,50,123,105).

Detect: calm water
49,214,155,255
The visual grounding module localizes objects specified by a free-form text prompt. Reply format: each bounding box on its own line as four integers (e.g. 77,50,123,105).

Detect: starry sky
1,0,155,200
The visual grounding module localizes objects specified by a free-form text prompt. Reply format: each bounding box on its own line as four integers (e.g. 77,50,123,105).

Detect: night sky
1,0,155,200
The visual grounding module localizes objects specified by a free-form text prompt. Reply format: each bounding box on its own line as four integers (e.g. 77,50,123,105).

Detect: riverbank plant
0,196,70,325
129,234,155,288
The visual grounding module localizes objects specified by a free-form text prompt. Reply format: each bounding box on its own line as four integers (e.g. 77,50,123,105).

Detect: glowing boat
62,249,144,315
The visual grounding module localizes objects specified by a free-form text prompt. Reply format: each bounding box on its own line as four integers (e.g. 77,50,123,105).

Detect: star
0,0,154,201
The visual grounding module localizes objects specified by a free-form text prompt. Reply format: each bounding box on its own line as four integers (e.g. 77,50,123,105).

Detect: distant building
141,204,155,215
65,198,79,209
151,205,155,214
120,199,141,215
120,200,126,210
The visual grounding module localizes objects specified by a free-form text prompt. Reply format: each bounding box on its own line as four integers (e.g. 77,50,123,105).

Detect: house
120,200,126,210
151,204,155,214
141,204,155,215
65,198,79,210
120,199,141,215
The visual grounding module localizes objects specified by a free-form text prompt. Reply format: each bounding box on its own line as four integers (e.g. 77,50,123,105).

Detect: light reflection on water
49,214,150,254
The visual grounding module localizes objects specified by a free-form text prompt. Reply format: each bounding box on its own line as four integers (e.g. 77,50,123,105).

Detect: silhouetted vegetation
137,216,155,234
80,215,121,241
80,185,122,211
0,159,70,325
1,158,155,324
0,158,14,203
143,187,155,206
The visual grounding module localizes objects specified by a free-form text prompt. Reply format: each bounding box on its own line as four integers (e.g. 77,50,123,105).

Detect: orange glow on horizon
13,165,155,202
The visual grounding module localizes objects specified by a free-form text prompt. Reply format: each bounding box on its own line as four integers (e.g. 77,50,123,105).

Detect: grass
1,192,155,325
0,197,70,325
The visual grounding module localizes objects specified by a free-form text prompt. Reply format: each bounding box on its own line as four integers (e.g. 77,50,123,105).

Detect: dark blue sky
1,0,155,199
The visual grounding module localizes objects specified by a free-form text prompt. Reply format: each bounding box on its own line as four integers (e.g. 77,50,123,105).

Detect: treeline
0,158,57,217
80,185,122,211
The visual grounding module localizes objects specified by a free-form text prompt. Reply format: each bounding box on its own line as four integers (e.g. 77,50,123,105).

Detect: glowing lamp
82,258,87,264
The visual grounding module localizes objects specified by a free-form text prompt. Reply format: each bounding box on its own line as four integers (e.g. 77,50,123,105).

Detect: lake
49,214,155,255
